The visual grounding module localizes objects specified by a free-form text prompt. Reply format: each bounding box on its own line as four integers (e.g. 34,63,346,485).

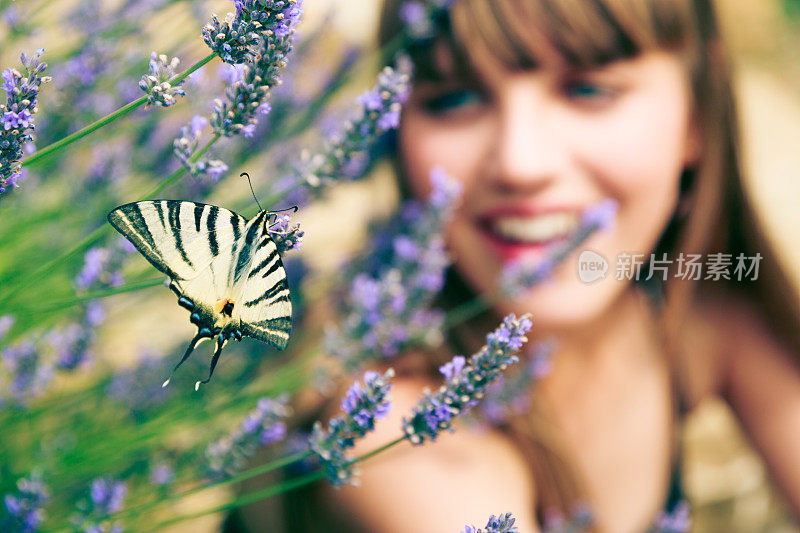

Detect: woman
238,0,800,531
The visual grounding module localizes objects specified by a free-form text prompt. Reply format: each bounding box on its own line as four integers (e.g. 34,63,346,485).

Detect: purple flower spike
402,313,532,444
2,473,49,533
500,198,618,297
1,49,51,197
462,512,518,533
267,214,305,253
70,477,126,532
309,369,394,486
325,167,461,371
652,501,691,533
202,0,302,64
138,51,186,108
149,463,175,487
297,62,411,195
205,1,302,138
580,198,618,232
1,341,54,405
206,394,291,479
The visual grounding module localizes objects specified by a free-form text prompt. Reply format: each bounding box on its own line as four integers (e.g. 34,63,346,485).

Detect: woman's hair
379,0,800,523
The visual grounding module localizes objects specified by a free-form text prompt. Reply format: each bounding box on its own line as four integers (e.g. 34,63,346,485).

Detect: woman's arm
716,296,800,518
321,375,539,532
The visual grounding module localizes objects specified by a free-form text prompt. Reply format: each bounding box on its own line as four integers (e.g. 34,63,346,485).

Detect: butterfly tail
195,337,226,391
162,329,210,388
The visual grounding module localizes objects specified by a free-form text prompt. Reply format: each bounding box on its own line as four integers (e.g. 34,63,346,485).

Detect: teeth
490,213,579,243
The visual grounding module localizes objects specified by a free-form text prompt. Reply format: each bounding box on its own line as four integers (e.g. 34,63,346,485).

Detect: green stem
139,133,221,200
351,435,407,464
252,32,407,213
0,133,221,309
142,435,406,530
145,470,325,531
0,225,107,308
108,449,313,524
22,278,165,313
22,52,216,167
442,294,495,329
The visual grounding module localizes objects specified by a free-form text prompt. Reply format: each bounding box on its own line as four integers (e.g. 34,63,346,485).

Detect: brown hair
378,0,800,525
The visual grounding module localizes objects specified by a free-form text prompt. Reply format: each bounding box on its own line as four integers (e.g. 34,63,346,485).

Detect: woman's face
400,46,701,330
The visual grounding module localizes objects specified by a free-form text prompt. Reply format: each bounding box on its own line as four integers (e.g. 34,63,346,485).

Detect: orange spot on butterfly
216,298,235,317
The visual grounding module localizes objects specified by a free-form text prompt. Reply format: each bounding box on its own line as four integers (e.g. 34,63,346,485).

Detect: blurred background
1,0,799,531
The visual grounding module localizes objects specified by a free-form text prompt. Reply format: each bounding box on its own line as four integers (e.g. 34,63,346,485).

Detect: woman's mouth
477,212,580,263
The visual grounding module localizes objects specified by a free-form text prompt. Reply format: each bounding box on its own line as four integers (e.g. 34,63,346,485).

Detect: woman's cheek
566,96,689,254
399,110,493,200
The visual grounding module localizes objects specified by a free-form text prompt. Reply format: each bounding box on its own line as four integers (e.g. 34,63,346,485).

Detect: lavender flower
1,5,25,35
2,473,48,533
70,477,126,533
90,478,127,513
462,512,518,533
74,239,133,291
202,0,302,64
106,352,173,419
324,167,461,371
1,341,54,406
208,2,302,138
107,352,174,418
47,317,95,371
402,313,532,445
650,501,690,533
477,339,555,425
399,0,460,42
52,239,134,371
138,52,186,108
172,116,229,181
267,214,304,253
206,394,291,479
309,369,394,486
500,199,618,296
149,463,175,487
0,48,51,197
55,41,109,89
297,64,411,195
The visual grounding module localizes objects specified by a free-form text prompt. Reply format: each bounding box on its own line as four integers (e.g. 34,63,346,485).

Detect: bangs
388,0,696,80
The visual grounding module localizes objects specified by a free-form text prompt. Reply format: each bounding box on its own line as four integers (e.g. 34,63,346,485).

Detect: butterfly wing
234,224,293,350
107,200,247,282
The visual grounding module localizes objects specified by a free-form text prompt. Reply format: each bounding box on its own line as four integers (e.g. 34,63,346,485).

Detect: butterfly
108,200,294,390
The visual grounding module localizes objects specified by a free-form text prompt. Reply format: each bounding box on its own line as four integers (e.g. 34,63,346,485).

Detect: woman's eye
561,80,618,103
421,89,485,116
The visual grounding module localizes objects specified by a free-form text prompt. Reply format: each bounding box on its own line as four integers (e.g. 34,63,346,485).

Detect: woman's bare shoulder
320,372,538,532
678,286,797,407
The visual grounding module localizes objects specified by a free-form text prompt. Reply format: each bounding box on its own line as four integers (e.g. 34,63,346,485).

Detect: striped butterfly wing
234,214,292,349
107,200,246,283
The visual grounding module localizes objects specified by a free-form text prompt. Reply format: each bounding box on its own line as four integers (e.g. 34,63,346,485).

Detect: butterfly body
108,200,292,387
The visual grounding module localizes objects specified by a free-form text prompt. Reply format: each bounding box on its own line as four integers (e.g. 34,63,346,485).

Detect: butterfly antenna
266,205,299,224
162,330,205,388
269,205,299,214
241,172,262,211
195,337,225,391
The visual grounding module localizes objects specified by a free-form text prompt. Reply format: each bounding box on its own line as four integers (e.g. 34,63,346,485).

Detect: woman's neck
532,286,664,389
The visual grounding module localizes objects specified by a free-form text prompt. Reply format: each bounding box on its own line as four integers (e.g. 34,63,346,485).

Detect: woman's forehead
409,0,692,83
424,35,601,84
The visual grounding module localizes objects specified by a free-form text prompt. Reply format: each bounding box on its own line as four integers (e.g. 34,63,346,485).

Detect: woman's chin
496,277,627,334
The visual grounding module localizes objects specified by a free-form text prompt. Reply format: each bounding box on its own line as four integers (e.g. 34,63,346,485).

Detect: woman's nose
489,84,565,192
